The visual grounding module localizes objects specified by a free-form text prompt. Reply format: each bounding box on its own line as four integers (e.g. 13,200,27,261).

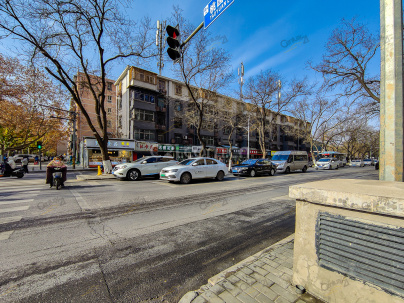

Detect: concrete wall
289,179,404,303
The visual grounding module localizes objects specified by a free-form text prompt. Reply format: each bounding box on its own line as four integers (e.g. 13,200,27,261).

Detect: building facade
114,66,308,162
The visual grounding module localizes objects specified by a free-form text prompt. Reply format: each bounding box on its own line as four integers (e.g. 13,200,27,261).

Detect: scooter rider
46,156,67,188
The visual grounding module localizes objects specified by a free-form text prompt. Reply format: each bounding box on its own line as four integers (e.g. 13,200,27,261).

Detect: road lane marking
0,216,22,225
0,230,14,241
69,189,91,211
0,199,33,205
0,206,30,213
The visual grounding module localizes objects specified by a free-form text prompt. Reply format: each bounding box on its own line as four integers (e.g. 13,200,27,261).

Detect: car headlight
119,165,128,169
277,164,284,168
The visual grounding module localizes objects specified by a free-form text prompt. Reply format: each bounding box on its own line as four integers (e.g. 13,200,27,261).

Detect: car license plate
161,174,165,177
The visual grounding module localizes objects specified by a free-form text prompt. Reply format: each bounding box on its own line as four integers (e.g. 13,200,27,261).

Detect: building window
139,73,144,82
134,109,154,122
107,120,112,128
107,82,112,91
134,129,155,141
175,84,182,96
174,133,182,144
107,108,112,115
202,136,214,145
174,118,182,128
223,126,231,135
175,100,182,112
134,90,155,104
107,95,112,103
158,80,165,90
157,134,164,143
118,116,122,128
146,75,154,84
117,97,122,110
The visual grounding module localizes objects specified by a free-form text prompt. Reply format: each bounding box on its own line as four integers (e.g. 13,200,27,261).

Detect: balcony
155,123,166,130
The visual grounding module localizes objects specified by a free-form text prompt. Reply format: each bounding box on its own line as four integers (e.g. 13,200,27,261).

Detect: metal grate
316,212,404,298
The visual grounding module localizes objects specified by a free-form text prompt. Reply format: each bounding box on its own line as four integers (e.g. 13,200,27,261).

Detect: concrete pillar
380,0,404,181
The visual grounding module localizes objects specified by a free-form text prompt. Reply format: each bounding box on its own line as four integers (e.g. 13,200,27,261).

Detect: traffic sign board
203,0,235,29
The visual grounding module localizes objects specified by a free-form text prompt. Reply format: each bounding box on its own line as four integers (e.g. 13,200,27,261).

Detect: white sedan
112,156,178,181
160,157,228,184
315,158,339,170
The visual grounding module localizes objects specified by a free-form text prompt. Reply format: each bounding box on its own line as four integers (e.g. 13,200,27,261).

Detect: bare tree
171,13,233,156
0,0,154,172
244,70,310,158
310,18,380,116
288,94,350,164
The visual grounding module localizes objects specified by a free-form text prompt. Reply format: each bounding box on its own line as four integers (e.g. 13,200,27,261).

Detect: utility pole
156,20,166,76
239,62,250,159
380,0,404,181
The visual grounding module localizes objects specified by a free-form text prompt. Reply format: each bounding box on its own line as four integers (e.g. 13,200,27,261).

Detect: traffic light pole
181,22,204,48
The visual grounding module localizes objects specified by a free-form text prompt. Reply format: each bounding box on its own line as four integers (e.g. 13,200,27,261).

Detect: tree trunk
99,137,112,173
228,129,234,171
197,110,206,157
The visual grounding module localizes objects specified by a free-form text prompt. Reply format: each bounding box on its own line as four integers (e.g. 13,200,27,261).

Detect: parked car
350,159,365,167
231,159,276,177
363,159,374,166
271,151,309,173
160,157,228,184
13,154,36,163
112,156,177,181
315,158,339,170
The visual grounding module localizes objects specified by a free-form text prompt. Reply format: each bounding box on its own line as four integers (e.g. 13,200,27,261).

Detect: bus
318,151,347,167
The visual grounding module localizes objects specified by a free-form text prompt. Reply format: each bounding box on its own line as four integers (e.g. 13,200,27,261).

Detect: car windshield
318,158,331,162
364,159,371,162
271,155,289,161
179,159,196,166
241,159,258,165
133,157,150,163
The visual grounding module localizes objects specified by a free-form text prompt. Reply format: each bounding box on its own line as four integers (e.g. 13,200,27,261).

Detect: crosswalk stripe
0,199,33,205
0,216,22,225
0,190,40,195
0,206,29,214
0,230,14,241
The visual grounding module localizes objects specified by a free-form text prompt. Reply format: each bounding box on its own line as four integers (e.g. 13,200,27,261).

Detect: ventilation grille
316,213,404,298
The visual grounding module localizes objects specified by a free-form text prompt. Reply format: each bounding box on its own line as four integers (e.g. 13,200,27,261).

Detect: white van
271,151,309,173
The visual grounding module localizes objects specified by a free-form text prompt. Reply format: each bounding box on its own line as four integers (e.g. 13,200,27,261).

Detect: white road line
0,216,22,225
0,199,33,205
69,189,91,211
0,206,30,213
0,230,14,241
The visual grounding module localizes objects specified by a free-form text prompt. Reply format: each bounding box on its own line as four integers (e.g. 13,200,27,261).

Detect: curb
180,234,295,303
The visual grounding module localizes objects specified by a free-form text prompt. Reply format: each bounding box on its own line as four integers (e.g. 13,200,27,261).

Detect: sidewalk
180,235,322,303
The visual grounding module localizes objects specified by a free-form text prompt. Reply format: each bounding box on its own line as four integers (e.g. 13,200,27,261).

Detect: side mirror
141,161,147,164
192,163,198,166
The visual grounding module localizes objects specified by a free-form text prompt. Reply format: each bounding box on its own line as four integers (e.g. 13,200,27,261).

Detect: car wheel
269,168,276,176
180,172,192,184
249,169,256,177
302,166,307,173
216,170,225,181
285,167,290,174
127,169,141,181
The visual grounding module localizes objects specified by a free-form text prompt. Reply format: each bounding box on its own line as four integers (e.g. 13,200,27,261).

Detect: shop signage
135,141,158,152
159,144,175,152
192,146,202,153
176,145,192,153
84,138,135,150
216,148,228,154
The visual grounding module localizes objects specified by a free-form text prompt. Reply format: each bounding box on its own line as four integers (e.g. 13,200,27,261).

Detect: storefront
133,141,158,160
158,144,176,157
83,137,135,168
175,145,192,161
216,146,241,165
239,148,263,161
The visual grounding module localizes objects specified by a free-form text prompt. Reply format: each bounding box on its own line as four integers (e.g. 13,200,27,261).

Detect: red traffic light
166,25,181,61
166,25,180,38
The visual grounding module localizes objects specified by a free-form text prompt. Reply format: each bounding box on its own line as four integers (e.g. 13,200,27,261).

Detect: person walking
21,156,29,174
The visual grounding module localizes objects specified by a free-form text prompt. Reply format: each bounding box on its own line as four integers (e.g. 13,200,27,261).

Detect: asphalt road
0,166,379,302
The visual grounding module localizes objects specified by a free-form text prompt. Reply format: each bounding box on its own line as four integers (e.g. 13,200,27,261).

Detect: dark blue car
232,159,276,177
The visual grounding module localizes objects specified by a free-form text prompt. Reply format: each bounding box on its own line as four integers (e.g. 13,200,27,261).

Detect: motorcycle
1,163,25,178
47,166,66,190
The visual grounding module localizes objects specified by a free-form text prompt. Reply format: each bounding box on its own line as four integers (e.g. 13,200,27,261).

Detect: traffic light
37,141,42,150
166,25,181,61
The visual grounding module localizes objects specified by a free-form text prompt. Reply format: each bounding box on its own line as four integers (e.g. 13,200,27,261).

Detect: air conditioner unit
183,136,188,139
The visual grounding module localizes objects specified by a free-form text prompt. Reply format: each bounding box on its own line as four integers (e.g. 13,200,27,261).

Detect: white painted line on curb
69,189,91,211
0,216,22,225
0,206,29,214
0,230,14,241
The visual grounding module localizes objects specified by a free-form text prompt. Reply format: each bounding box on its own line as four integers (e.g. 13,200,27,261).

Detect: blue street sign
203,0,235,29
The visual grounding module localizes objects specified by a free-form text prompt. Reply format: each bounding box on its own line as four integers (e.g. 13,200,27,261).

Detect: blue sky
126,0,381,93
1,0,380,93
